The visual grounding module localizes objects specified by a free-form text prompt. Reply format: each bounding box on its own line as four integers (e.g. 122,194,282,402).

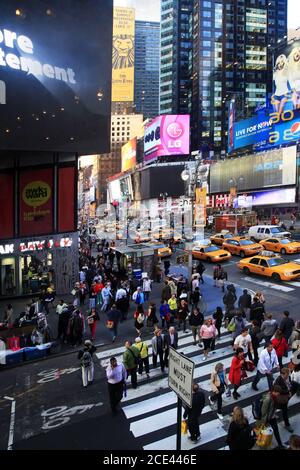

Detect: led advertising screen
121,137,137,172
251,188,296,206
272,40,300,116
144,115,190,163
210,146,297,193
112,7,135,102
0,0,112,153
228,115,272,153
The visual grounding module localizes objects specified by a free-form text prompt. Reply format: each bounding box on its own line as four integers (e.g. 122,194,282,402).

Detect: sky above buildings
115,0,298,27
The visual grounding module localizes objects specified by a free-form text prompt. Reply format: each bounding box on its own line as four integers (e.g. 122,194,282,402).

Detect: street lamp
181,158,208,288
159,192,168,240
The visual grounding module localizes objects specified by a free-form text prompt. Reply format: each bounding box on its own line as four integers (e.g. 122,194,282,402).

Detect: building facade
160,0,193,115
160,0,288,152
134,20,160,119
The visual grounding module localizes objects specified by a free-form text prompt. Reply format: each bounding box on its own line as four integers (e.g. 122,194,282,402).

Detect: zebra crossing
98,329,300,450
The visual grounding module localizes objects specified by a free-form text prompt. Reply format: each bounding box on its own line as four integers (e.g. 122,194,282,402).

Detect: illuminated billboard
121,138,137,172
272,40,300,116
211,146,297,194
235,188,296,208
112,7,135,102
144,115,190,163
0,0,113,153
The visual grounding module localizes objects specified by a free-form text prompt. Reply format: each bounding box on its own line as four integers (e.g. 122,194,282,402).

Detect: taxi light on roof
260,250,279,257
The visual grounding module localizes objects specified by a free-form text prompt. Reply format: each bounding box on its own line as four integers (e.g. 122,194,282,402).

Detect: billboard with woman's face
0,0,112,153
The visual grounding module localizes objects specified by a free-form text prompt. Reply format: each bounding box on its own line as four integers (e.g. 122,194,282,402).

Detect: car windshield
224,234,233,239
240,240,255,246
267,258,289,267
280,239,292,244
205,246,219,253
271,227,285,233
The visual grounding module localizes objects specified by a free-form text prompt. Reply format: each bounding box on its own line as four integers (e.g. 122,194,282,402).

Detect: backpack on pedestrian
81,350,92,368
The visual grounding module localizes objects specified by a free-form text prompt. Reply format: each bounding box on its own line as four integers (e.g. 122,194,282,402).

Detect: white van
248,225,291,241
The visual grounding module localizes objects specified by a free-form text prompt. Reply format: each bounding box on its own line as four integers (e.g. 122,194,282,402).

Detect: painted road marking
4,396,16,451
37,367,80,384
286,281,300,287
242,277,294,292
41,402,103,430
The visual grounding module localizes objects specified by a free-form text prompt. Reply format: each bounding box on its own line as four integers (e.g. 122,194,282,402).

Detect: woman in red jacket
271,329,289,369
229,348,245,400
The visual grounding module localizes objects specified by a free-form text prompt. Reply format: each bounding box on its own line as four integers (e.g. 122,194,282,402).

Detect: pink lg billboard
144,115,190,163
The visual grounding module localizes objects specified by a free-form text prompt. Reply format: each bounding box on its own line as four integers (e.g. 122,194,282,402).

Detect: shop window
0,258,16,296
20,254,54,295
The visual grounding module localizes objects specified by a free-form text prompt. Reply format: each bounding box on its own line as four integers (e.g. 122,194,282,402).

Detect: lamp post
181,157,208,287
159,192,168,241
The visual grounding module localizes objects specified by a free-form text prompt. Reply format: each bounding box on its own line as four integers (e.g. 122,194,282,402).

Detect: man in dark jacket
183,383,205,443
223,286,237,315
107,304,121,342
249,297,265,327
123,340,140,389
161,280,172,302
261,385,287,449
238,289,252,318
164,326,179,366
279,311,295,342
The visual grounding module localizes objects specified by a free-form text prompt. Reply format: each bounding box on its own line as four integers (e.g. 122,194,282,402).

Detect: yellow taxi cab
192,244,232,263
222,237,263,258
157,246,172,258
237,251,300,281
135,231,151,243
210,231,234,246
260,237,300,255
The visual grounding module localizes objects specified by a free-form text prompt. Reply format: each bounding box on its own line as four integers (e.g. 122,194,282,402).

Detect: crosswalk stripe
100,329,299,450
286,281,300,287
242,276,294,292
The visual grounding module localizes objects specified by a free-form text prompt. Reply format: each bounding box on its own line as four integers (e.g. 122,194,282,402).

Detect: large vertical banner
58,167,75,233
112,7,135,102
194,187,207,229
19,168,53,236
0,172,14,239
228,99,235,154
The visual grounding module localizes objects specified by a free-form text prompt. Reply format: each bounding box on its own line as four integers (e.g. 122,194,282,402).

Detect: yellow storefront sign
112,7,135,102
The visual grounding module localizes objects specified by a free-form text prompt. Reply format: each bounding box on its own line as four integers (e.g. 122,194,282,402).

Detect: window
249,258,260,265
259,259,268,268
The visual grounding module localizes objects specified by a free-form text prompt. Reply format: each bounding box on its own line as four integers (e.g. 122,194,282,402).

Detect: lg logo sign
0,80,6,104
166,121,184,149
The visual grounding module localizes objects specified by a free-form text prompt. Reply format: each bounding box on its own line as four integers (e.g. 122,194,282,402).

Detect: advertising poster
112,7,135,102
144,115,190,163
0,0,112,153
194,187,207,228
228,100,235,154
228,115,272,153
272,40,300,116
19,168,53,236
121,137,137,172
58,167,75,233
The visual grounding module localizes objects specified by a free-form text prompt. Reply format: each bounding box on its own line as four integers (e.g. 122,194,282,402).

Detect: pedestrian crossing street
97,329,300,450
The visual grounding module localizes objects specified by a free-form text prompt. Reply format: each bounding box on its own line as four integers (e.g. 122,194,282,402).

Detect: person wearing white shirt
252,343,279,391
192,276,200,293
115,287,127,302
106,357,127,414
142,278,152,301
56,300,68,315
234,329,253,358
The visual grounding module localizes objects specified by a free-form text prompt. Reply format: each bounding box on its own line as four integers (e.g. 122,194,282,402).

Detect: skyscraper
160,0,193,115
135,20,160,119
160,0,288,152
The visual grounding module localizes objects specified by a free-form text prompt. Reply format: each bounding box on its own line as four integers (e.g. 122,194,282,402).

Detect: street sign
168,347,195,408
